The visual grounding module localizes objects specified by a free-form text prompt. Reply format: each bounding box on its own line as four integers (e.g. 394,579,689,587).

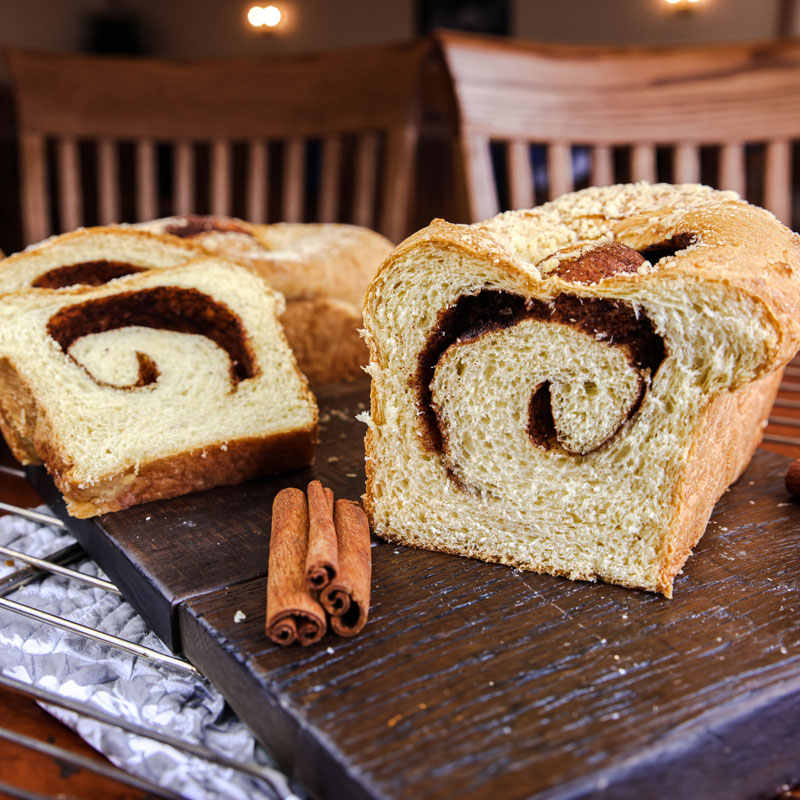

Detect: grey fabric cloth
0,510,300,800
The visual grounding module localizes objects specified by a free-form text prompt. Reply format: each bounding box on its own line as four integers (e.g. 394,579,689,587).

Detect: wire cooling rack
1,355,800,800
0,463,292,800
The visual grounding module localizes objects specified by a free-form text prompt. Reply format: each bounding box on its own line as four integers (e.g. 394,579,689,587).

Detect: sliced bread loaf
0,227,202,292
362,183,800,596
0,258,317,517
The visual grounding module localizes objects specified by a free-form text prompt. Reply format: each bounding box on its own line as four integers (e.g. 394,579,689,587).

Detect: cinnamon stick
266,488,326,646
321,499,372,637
304,480,338,591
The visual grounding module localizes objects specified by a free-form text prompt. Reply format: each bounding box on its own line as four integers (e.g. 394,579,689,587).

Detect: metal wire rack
0,464,293,800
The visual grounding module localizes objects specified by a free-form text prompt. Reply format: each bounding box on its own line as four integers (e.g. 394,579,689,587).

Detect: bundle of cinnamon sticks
266,480,372,646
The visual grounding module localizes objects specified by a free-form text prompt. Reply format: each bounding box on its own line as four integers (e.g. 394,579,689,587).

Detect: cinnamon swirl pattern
0,227,202,294
362,184,800,596
0,259,317,517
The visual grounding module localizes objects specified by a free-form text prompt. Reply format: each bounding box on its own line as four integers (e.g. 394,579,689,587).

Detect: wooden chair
6,41,429,246
437,31,800,227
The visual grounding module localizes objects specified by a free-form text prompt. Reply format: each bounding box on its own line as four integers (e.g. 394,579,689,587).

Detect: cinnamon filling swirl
32,261,148,289
415,290,664,459
46,287,257,388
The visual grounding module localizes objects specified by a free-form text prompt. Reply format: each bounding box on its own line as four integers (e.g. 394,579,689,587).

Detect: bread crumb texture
0,256,318,517
362,183,800,596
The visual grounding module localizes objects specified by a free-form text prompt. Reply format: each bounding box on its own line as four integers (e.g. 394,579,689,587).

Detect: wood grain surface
25,380,800,799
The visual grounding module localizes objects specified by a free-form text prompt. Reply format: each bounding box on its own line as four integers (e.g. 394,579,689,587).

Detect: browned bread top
138,215,394,308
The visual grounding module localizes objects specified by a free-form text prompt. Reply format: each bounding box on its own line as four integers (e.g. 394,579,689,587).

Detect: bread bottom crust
57,427,318,518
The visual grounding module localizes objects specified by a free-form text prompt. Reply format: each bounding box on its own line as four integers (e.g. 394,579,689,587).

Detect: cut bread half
0,258,318,517
362,183,800,596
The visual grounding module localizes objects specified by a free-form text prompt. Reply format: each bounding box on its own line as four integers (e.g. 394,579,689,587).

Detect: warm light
247,4,283,28
263,5,282,26
663,0,704,5
247,5,265,26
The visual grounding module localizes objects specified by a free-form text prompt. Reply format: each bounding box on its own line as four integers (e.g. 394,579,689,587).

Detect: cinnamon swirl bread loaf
362,183,800,596
0,259,317,517
137,216,393,384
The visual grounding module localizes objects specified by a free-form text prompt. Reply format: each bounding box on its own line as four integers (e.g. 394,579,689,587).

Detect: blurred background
2,0,797,59
1,0,799,255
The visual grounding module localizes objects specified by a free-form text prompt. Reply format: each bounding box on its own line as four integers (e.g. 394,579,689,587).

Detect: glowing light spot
247,5,265,26
247,4,283,28
263,5,282,26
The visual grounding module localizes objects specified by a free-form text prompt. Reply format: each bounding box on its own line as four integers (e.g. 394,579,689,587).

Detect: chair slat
282,137,304,223
631,144,656,183
507,140,534,210
173,141,194,216
210,138,231,217
547,142,573,200
674,143,700,184
462,132,500,221
765,138,792,225
381,125,416,242
719,142,746,195
135,139,158,222
353,132,378,228
246,140,268,224
57,137,81,233
19,133,49,244
591,145,614,187
318,136,343,223
96,138,119,225
10,44,427,243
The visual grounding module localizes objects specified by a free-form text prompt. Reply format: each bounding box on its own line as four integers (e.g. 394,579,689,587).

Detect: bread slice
136,216,393,384
362,183,800,596
0,258,318,517
0,227,203,292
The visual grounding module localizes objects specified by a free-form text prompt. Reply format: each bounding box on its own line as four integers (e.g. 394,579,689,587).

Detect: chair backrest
6,41,429,246
438,31,800,227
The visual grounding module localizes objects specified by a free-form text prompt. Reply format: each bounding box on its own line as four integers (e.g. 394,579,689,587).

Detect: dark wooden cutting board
29,379,800,800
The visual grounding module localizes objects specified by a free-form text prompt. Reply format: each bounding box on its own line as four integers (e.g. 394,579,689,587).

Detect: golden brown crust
59,427,318,518
280,297,368,386
0,358,47,464
139,216,393,308
248,222,393,307
363,184,800,597
656,368,782,596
